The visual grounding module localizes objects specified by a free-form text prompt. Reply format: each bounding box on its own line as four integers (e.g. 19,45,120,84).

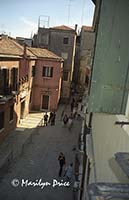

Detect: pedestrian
51,111,56,125
58,152,66,177
64,163,73,181
60,109,65,121
70,101,74,113
73,107,77,119
62,114,68,126
44,112,48,126
49,111,53,123
67,115,73,131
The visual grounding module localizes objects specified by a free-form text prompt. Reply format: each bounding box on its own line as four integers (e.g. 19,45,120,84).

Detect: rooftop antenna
81,0,85,25
38,15,50,29
67,0,74,25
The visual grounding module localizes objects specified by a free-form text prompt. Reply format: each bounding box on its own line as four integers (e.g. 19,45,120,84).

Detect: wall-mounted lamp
115,121,129,127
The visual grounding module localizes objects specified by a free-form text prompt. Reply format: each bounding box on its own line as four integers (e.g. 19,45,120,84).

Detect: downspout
120,61,129,113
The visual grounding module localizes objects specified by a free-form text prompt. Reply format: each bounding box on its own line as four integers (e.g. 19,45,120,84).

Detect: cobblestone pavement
0,104,82,200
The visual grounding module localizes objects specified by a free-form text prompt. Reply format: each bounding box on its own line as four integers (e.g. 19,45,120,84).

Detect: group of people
61,98,78,130
43,111,56,126
62,113,74,130
58,152,73,181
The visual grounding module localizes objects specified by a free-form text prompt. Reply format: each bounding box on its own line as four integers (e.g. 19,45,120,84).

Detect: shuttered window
3,68,9,95
42,67,53,78
11,68,18,91
32,65,36,77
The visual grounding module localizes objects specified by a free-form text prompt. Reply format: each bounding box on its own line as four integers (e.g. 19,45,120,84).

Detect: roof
0,35,34,58
51,25,74,31
82,26,94,32
28,47,63,61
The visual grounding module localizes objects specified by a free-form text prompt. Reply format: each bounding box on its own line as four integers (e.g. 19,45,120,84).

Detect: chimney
75,24,78,32
23,43,27,57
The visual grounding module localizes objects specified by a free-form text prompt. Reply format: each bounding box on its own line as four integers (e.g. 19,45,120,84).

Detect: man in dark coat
58,152,66,177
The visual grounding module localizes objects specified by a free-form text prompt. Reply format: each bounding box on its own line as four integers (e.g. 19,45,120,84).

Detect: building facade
0,36,35,143
28,47,63,111
33,25,77,101
79,26,95,90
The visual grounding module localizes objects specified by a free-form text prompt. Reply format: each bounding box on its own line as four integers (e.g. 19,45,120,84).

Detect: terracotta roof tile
0,36,34,57
28,47,63,61
82,26,93,32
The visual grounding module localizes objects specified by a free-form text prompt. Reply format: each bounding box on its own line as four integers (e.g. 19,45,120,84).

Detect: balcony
0,86,18,103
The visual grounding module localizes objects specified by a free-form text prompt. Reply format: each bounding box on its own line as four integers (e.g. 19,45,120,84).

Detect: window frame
32,65,36,77
42,66,53,78
63,37,69,44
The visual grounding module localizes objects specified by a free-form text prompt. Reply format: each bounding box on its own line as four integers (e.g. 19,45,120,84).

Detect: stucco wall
32,59,62,111
89,113,129,184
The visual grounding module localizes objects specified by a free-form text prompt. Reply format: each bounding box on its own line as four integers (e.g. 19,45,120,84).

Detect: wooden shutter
50,67,53,77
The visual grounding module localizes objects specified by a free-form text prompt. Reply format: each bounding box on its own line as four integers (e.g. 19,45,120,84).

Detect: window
9,105,14,121
2,68,9,95
61,52,68,60
11,68,18,91
63,71,69,81
63,37,69,44
42,67,53,77
32,65,36,77
41,95,49,110
0,111,4,130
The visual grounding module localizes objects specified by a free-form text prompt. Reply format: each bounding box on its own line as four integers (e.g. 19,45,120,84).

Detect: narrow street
0,105,82,200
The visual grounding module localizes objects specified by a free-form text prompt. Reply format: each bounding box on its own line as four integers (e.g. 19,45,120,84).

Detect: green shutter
89,0,129,114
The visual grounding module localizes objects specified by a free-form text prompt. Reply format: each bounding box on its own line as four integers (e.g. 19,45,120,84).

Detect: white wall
89,113,129,184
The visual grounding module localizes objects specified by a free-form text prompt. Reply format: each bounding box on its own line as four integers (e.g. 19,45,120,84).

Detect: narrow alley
0,105,82,200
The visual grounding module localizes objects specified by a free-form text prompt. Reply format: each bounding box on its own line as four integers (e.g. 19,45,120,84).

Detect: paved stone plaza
0,105,82,200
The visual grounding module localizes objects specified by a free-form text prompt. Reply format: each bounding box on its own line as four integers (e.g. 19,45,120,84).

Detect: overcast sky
0,0,95,38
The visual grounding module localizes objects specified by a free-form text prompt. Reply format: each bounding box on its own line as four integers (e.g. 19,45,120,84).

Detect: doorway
41,95,49,110
20,101,25,119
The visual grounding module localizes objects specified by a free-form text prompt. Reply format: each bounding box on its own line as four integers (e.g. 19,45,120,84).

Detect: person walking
58,152,66,177
44,112,48,126
51,111,56,125
67,114,73,131
70,101,74,113
60,109,65,121
64,163,73,181
70,98,75,113
49,111,53,123
62,114,68,126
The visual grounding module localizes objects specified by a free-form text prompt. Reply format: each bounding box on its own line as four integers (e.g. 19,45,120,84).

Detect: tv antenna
67,0,74,25
38,15,50,28
81,0,85,25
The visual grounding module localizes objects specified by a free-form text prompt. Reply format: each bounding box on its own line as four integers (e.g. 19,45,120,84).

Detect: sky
0,0,95,38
